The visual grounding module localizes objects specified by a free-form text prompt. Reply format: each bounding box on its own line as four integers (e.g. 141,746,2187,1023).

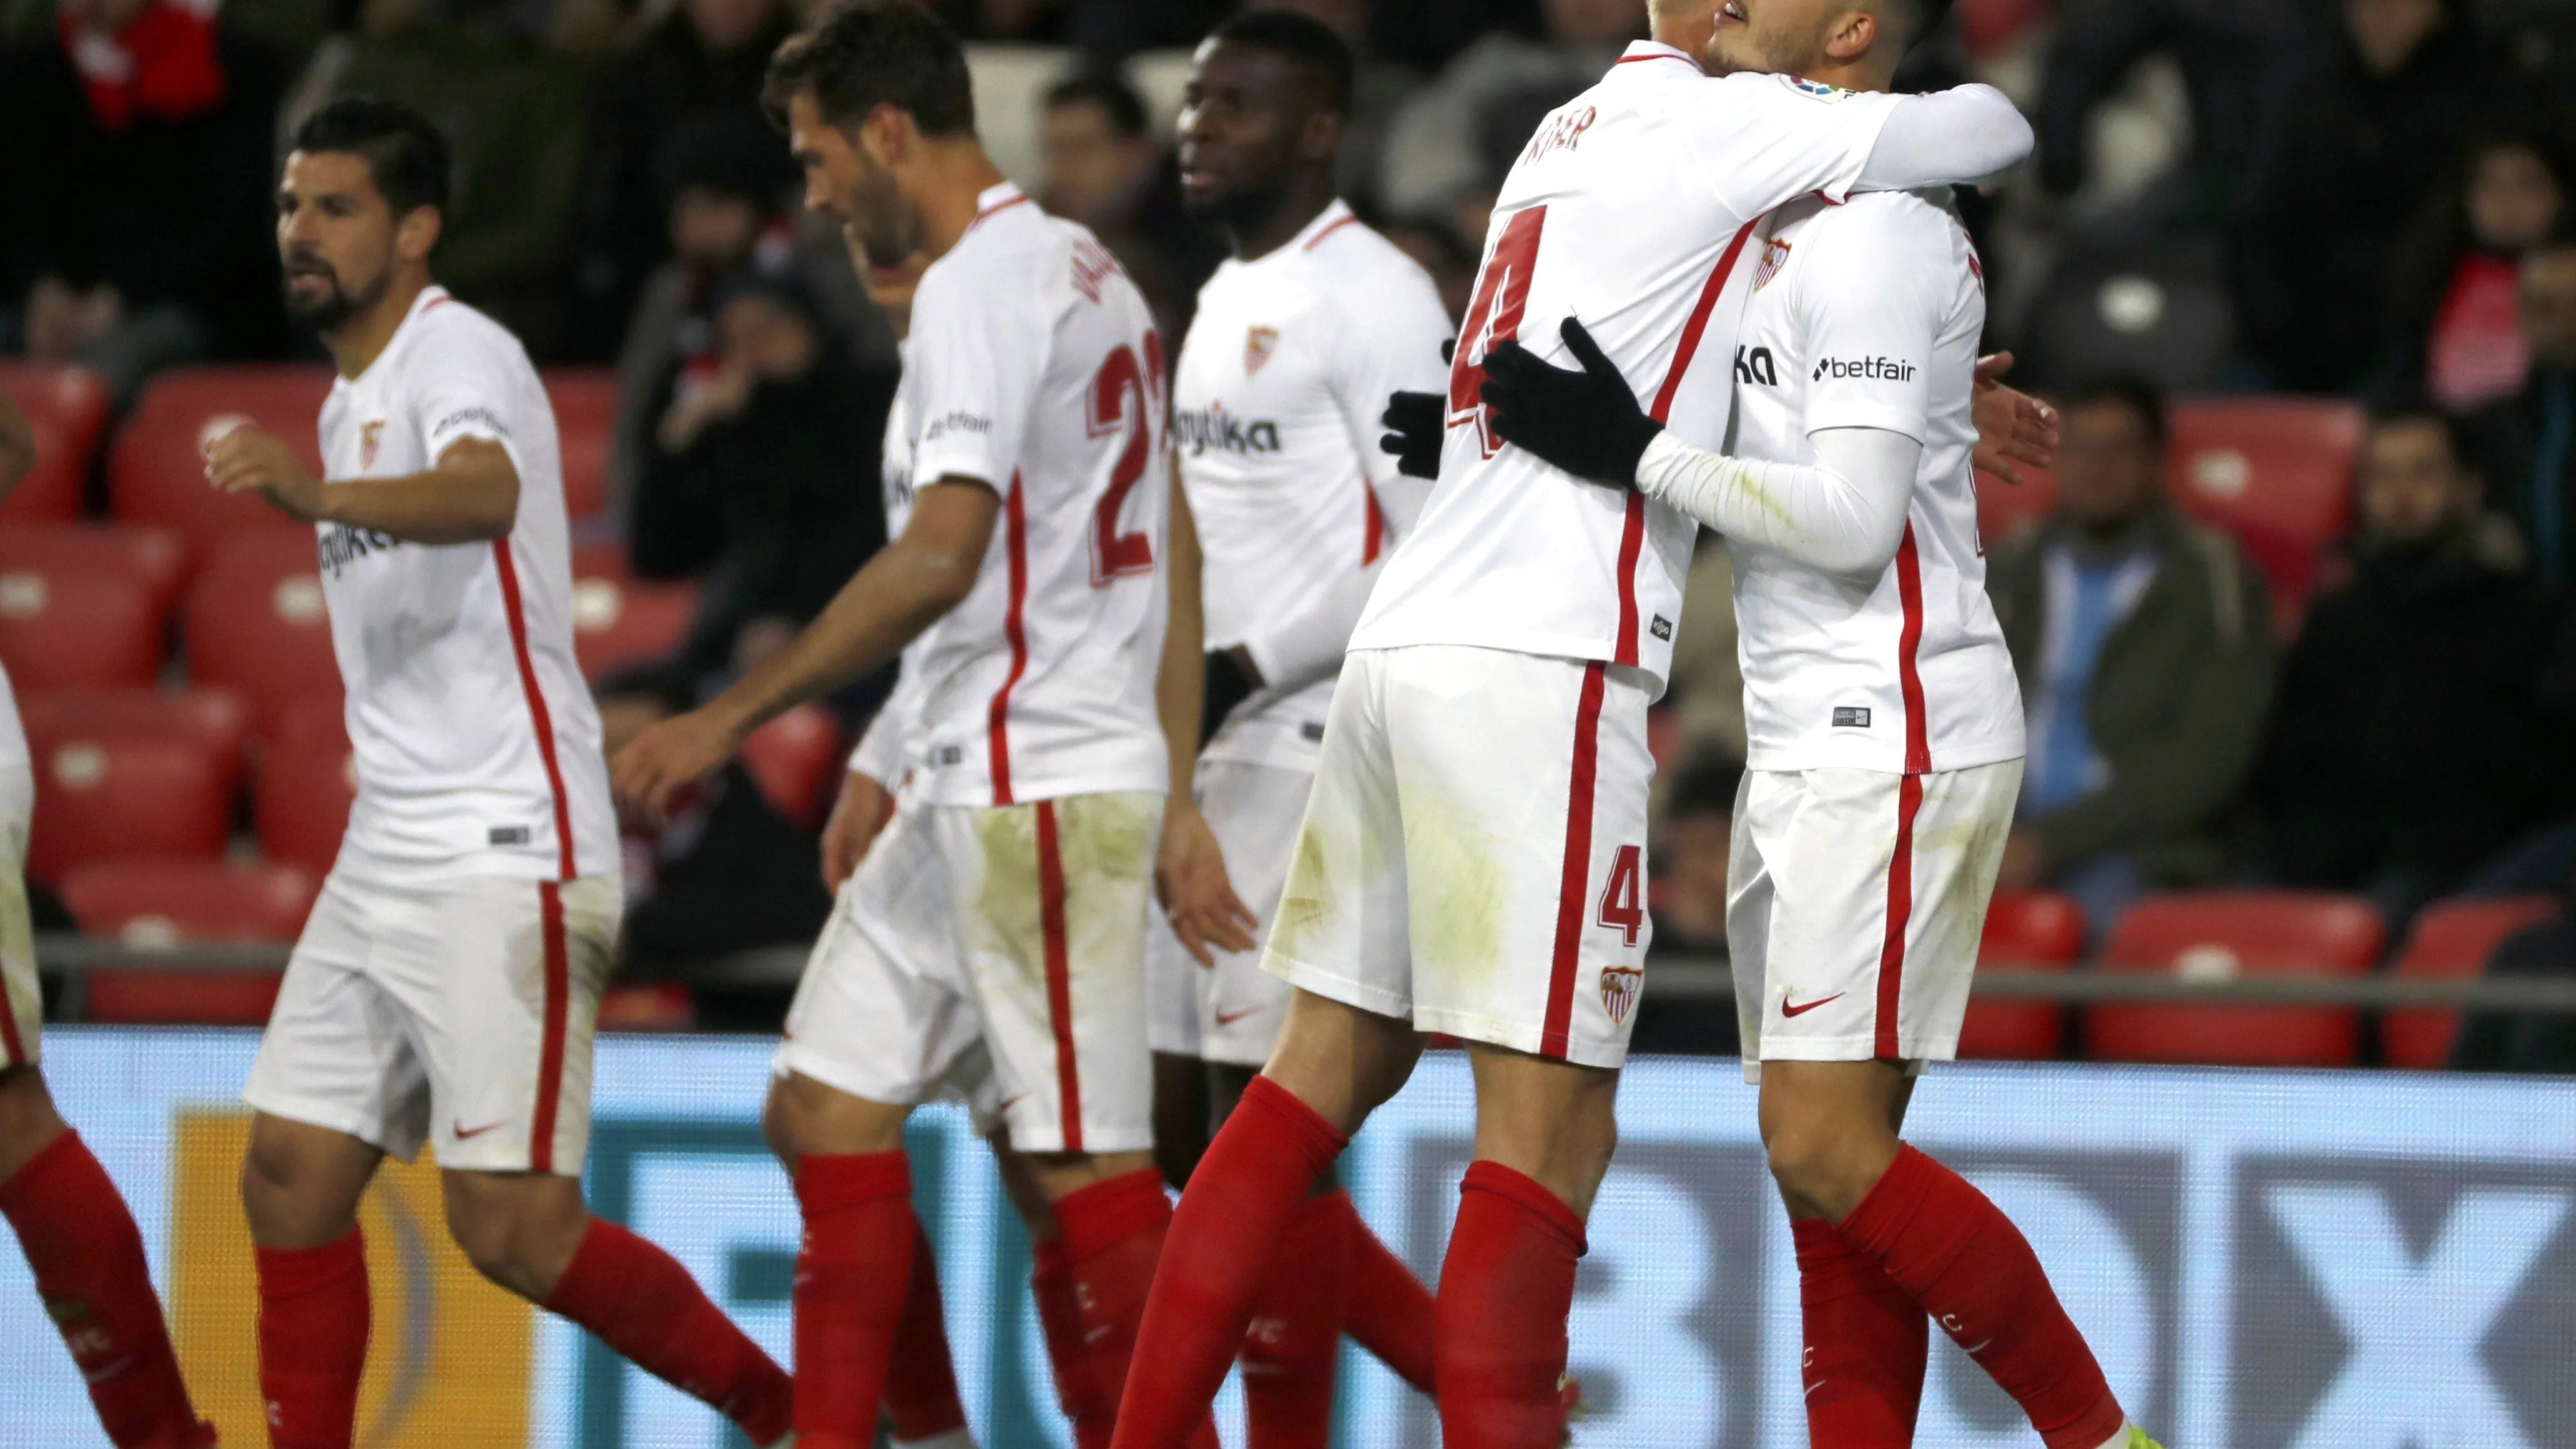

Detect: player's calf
764,1071,925,1448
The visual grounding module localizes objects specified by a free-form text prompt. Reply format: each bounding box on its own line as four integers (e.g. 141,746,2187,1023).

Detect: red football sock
1837,1146,2125,1449
1240,1191,1349,1448
0,1131,207,1447
887,1215,971,1443
254,1229,370,1449
1793,1217,1928,1447
1056,1169,1223,1449
790,1152,917,1448
1031,1235,1113,1449
1111,1075,1347,1448
1317,1186,1434,1393
1435,1162,1584,1449
543,1217,794,1445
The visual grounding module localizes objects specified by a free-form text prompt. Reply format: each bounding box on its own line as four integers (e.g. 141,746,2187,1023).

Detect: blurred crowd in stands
9,0,2576,1066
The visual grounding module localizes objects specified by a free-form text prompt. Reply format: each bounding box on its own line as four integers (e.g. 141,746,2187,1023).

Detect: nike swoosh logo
1214,1006,1264,1026
1780,993,1844,1018
452,1120,508,1140
999,1094,1030,1113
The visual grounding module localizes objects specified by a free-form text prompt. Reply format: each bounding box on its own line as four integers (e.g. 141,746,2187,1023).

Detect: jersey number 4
1088,331,1164,587
1449,205,1546,459
1598,843,1645,947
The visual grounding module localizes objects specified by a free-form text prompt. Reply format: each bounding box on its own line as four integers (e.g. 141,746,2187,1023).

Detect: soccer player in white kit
1471,6,2161,1448
609,8,1200,1446
209,99,793,1449
1115,1,2037,1443
0,391,217,1449
1147,12,1452,1437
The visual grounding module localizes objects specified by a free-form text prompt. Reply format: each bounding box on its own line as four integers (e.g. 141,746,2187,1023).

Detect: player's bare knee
441,1172,584,1295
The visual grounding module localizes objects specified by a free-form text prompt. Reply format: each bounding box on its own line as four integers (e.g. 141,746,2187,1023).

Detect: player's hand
205,424,328,520
1482,317,1663,486
1380,390,1444,480
612,709,738,826
1970,351,2058,488
820,769,895,892
1157,800,1259,967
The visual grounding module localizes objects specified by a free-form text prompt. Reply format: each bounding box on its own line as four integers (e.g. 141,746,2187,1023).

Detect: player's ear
1297,107,1343,165
858,103,913,170
1826,7,1879,62
395,204,441,265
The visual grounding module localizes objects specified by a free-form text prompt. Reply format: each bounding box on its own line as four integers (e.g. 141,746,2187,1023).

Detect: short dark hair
2368,397,2480,476
288,95,451,217
1044,71,1149,137
2062,375,2168,451
1665,749,1744,823
1206,8,1355,115
762,0,975,138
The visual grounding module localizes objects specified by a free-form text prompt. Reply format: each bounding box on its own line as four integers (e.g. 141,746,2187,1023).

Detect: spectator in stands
925,0,1226,57
2256,404,2563,924
1376,0,1641,244
0,0,284,395
1036,71,1216,335
1652,748,1741,958
2451,847,2576,1073
1988,378,2276,943
632,268,888,684
564,0,795,360
2387,126,2571,413
599,665,833,963
2235,0,2506,393
2468,240,2576,594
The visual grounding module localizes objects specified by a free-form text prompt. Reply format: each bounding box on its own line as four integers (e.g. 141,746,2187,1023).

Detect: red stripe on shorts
986,474,1031,806
1874,775,1925,1061
492,541,577,880
531,880,570,1172
1542,661,1610,1059
1033,800,1083,1150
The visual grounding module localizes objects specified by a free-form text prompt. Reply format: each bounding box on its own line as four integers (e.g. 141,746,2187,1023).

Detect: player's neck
913,140,1012,262
323,272,433,380
1226,174,1338,262
1797,52,1897,94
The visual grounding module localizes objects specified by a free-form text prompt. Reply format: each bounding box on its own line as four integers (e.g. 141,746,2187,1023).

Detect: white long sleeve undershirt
1862,85,2033,190
1633,426,1924,578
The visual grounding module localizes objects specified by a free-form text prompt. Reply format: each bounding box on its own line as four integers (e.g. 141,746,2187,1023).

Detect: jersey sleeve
1789,200,1955,443
1698,73,1905,218
1323,258,1454,529
409,315,524,461
906,261,1055,491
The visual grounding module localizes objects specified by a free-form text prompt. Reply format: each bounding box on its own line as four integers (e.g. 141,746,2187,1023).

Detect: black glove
1480,317,1662,486
1379,390,1444,479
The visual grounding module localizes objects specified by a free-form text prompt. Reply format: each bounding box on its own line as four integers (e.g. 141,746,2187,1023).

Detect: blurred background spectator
1649,748,1740,960
1987,379,2276,941
2468,238,2576,594
1036,69,1219,334
2385,124,2570,411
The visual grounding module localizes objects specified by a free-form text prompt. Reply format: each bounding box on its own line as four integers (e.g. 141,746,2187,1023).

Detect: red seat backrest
24,734,230,884
109,366,331,556
184,531,340,733
0,363,110,520
1959,892,2086,1061
255,695,355,873
19,687,250,796
741,704,845,829
81,971,285,1026
544,368,619,523
59,858,319,942
0,523,188,617
571,572,697,680
2088,891,2384,1067
0,564,164,690
2385,895,2564,1069
2166,398,2364,547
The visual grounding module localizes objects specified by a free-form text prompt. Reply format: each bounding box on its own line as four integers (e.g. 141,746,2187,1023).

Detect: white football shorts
777,788,1163,1155
1730,760,2022,1080
0,758,37,1071
1146,759,1312,1066
1264,645,1656,1070
243,868,624,1173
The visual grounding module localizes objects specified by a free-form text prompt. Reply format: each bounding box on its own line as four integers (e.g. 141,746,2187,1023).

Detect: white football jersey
1350,43,1911,692
1174,201,1452,772
315,286,616,883
903,184,1169,807
850,343,931,785
1728,190,2023,774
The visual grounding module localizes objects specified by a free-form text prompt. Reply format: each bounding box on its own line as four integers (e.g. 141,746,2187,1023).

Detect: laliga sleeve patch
1782,75,1858,102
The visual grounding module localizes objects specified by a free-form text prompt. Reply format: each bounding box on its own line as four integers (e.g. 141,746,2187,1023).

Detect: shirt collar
966,181,1033,233
1614,40,1704,72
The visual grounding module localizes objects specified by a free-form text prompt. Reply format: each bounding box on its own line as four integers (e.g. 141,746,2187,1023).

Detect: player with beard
0,388,217,1449
1144,11,1450,1441
209,97,794,1449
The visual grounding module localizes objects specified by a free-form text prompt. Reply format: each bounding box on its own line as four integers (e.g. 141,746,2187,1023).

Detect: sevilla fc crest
1600,965,1643,1026
359,420,385,471
1245,326,1280,376
1754,238,1792,292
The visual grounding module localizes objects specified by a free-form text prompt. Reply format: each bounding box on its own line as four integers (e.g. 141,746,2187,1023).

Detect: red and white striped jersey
903,184,1169,807
1729,190,2023,775
1174,200,1452,772
1349,43,1917,691
315,285,616,883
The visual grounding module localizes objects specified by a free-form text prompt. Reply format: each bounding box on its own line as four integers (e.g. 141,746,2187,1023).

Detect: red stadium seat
571,572,697,679
255,696,355,873
185,531,340,732
0,522,188,617
0,362,110,520
2166,399,2365,544
0,562,163,690
544,368,618,523
20,687,251,798
109,366,331,555
59,858,319,943
742,705,845,829
2384,896,2562,1069
1974,459,2057,551
81,970,284,1027
2088,891,2384,1067
1959,891,2085,1060
24,733,231,885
